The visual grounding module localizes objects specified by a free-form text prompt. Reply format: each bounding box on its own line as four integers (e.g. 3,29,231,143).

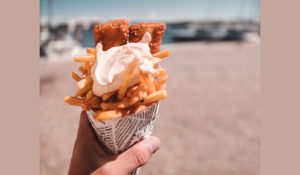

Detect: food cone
87,103,160,174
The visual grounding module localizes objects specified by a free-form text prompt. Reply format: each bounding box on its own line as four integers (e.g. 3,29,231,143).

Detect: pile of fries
63,19,169,121
63,46,169,121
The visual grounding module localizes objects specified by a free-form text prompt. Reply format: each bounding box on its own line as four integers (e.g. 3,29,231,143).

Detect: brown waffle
129,22,166,54
93,20,166,53
93,19,128,51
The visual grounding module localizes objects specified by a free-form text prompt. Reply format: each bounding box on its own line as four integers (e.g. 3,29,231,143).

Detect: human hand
68,111,161,175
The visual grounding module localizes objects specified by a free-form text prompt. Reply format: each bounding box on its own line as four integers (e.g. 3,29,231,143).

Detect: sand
40,42,260,175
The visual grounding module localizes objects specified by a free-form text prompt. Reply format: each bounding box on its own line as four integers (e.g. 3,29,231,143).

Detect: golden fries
72,71,81,82
82,62,93,75
102,91,117,101
118,59,138,100
129,97,139,106
128,83,147,105
94,109,125,121
64,21,170,121
154,76,168,91
81,104,91,111
140,70,156,94
87,96,100,103
85,90,94,101
78,66,86,75
126,85,139,97
132,105,147,113
100,102,119,110
142,90,167,104
75,75,93,97
63,96,84,106
152,50,170,59
76,84,93,97
101,98,131,110
86,96,101,108
86,48,96,55
76,78,85,89
73,55,96,62
76,75,92,89
153,59,162,67
153,69,167,77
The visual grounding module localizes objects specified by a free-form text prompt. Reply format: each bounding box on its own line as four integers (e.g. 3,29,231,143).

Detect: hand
68,111,161,175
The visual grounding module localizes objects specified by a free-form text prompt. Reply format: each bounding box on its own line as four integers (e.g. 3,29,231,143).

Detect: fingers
118,136,161,172
91,136,161,175
69,112,112,175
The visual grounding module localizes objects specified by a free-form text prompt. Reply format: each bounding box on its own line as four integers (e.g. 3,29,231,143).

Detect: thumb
93,136,161,175
117,136,161,173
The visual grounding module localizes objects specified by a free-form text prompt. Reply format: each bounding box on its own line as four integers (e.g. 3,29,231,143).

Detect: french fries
76,75,91,88
86,96,101,108
73,55,96,62
117,59,138,100
82,62,93,74
152,50,170,59
63,96,85,106
64,22,170,122
72,72,81,81
140,70,156,94
128,83,147,105
126,85,139,97
101,98,130,110
85,90,94,101
76,84,93,97
154,76,168,91
102,91,117,101
94,110,125,121
64,50,169,120
153,59,162,67
81,104,91,111
132,105,147,113
75,76,93,97
86,48,96,55
153,69,167,77
142,90,167,104
78,66,86,75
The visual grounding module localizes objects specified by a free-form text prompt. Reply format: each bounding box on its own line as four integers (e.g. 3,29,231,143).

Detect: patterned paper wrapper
87,102,160,175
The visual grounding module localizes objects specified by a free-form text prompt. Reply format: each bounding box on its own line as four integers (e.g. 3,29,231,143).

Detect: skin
68,111,161,175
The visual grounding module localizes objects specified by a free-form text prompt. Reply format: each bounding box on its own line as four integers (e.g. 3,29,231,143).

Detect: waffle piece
129,22,166,54
93,19,129,51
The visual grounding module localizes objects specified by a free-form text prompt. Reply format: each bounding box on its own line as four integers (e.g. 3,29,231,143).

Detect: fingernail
146,137,161,153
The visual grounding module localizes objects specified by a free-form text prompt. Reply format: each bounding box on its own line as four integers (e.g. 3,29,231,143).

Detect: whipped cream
91,32,159,97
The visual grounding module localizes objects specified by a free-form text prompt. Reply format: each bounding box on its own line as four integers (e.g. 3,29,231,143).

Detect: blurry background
40,0,260,174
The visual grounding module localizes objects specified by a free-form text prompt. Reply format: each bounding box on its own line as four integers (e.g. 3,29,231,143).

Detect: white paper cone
87,102,160,175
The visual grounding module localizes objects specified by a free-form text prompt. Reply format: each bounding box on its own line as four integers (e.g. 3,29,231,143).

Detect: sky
40,0,260,24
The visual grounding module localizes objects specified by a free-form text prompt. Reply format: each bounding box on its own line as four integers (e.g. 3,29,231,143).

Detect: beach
40,41,260,175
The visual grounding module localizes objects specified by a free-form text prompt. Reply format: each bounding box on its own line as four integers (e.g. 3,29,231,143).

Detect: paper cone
87,103,160,175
